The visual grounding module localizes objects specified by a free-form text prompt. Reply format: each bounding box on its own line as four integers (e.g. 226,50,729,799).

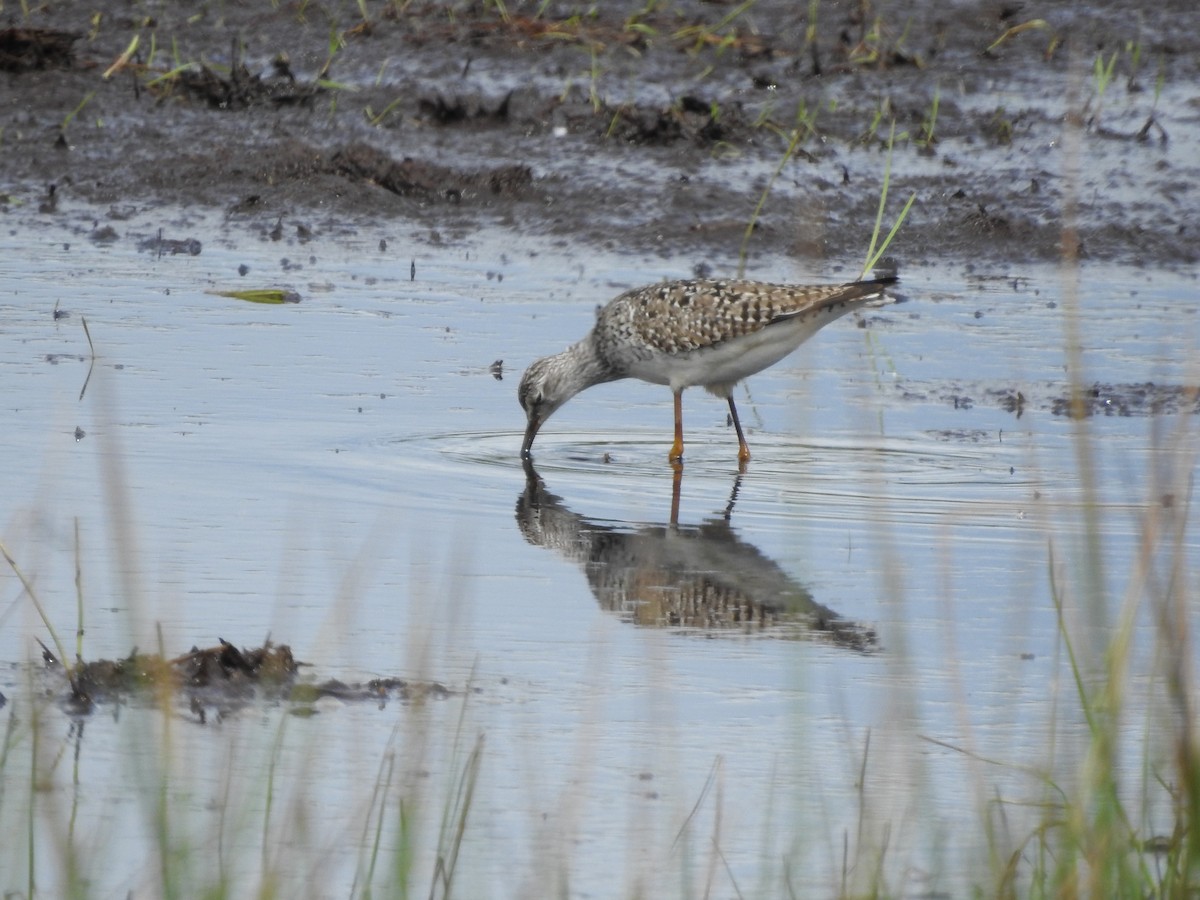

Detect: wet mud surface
2,0,1198,269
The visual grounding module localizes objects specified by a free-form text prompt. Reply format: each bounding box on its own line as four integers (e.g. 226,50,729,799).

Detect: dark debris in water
989,388,1027,417
928,429,996,444
38,638,453,722
290,677,453,707
1050,383,1200,419
909,382,1200,420
137,232,202,256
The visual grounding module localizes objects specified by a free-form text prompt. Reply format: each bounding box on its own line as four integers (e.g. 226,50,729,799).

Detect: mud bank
1,0,1197,271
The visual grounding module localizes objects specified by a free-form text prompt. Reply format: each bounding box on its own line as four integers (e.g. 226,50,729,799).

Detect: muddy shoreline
3,1,1198,272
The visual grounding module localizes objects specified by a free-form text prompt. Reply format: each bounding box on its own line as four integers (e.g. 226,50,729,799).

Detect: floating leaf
986,19,1049,53
207,288,301,305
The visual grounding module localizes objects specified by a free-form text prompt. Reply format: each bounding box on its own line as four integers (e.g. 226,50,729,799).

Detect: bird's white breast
625,312,835,393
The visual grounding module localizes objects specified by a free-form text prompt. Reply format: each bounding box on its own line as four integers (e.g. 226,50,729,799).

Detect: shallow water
1,208,1197,896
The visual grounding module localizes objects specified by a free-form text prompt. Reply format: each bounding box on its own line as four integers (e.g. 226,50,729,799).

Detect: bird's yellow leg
727,397,751,463
669,390,685,463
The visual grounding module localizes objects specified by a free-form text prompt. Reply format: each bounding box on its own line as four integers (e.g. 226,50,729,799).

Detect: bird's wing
606,279,893,355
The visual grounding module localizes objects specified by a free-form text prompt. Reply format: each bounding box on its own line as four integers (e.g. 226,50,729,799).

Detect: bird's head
518,354,578,458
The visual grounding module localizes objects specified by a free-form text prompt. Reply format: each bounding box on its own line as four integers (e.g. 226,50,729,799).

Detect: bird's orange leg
669,390,685,463
669,460,683,525
727,396,751,463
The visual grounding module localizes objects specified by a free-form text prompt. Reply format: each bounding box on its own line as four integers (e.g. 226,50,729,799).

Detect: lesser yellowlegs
518,275,898,463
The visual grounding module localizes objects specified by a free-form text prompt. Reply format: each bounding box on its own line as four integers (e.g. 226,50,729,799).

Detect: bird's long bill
520,415,542,458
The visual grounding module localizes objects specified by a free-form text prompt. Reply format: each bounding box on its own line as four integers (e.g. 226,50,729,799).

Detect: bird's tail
859,263,903,306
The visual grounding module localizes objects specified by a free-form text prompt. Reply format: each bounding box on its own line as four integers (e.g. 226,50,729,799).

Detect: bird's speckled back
593,278,890,361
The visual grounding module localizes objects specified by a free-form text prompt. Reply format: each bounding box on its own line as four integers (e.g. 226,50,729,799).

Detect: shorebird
518,274,898,463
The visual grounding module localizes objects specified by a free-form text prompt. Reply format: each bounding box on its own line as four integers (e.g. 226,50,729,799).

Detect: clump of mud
330,142,533,201
39,638,452,722
175,56,324,110
0,26,77,71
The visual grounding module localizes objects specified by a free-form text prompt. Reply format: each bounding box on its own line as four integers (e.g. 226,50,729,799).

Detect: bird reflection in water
516,461,877,652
